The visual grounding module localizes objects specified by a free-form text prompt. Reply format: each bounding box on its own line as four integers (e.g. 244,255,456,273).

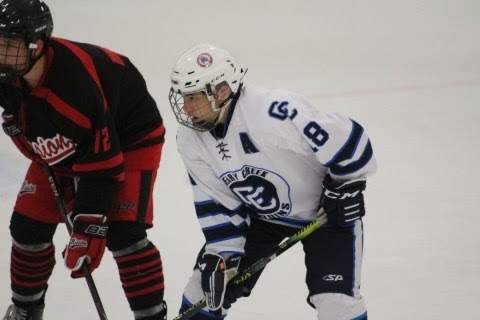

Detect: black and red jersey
0,37,165,214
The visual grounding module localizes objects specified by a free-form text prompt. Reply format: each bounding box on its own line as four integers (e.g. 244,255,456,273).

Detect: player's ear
33,40,44,57
217,84,232,100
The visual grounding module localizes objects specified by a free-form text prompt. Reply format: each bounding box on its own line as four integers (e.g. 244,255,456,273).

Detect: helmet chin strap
210,99,231,127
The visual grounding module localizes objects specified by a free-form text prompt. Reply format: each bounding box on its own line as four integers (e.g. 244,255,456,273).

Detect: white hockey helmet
169,44,246,131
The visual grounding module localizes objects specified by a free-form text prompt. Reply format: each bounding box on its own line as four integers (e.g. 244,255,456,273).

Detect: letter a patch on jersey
239,132,259,154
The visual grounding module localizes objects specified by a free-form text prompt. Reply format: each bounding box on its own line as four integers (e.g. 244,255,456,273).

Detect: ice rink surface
1,1,479,319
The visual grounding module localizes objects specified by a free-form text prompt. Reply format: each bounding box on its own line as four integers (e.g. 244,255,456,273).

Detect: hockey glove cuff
199,252,242,311
64,213,108,278
321,174,366,226
2,111,21,137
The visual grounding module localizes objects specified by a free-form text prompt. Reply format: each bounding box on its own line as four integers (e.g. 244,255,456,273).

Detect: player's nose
183,101,197,114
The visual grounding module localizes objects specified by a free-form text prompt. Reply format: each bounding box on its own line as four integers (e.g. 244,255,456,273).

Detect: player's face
182,91,218,123
0,37,30,70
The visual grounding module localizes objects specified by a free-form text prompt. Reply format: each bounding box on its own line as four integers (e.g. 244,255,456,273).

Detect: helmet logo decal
35,25,47,32
197,53,213,68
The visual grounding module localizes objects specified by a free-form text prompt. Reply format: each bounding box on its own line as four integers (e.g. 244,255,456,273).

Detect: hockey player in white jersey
168,44,377,320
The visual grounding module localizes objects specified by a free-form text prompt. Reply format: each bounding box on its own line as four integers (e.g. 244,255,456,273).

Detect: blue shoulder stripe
325,119,363,166
329,141,373,176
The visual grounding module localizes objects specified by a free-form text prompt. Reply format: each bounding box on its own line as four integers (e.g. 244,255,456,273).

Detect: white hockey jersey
177,86,377,255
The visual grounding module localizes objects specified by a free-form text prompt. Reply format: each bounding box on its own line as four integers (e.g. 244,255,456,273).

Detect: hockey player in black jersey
0,1,167,319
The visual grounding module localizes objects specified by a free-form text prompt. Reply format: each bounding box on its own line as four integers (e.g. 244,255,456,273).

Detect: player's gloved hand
199,252,242,311
63,213,108,278
320,174,366,226
2,111,21,137
223,282,251,309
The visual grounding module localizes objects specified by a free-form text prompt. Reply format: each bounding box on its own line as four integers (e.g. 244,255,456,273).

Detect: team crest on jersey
220,165,292,219
30,134,76,165
19,180,36,196
197,53,213,68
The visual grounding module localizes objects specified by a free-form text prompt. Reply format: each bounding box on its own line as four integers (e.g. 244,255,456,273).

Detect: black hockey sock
10,243,55,307
113,239,165,319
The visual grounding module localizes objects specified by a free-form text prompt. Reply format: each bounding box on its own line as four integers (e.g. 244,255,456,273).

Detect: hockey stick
173,212,328,320
42,162,109,320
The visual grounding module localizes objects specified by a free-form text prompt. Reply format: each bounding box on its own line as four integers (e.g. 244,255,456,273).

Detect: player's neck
218,104,231,124
23,55,46,89
217,87,241,124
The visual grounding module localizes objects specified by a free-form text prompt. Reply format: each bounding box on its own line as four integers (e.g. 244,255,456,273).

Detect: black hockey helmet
0,0,53,43
0,0,53,82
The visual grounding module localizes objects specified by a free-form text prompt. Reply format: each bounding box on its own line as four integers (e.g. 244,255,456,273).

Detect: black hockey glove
320,174,367,226
199,252,242,311
223,282,251,310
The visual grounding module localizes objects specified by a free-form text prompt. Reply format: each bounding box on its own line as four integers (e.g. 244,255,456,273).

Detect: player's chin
193,119,213,128
192,117,210,124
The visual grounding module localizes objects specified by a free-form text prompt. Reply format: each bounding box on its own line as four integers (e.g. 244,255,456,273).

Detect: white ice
1,1,479,319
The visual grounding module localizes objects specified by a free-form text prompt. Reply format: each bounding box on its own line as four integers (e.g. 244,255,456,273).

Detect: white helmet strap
209,83,243,128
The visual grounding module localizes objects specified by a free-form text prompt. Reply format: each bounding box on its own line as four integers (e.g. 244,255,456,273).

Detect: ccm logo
323,190,361,200
322,274,344,281
85,225,108,237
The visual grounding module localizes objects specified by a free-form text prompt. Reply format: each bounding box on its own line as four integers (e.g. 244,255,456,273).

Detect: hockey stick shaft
173,213,328,320
42,162,109,320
